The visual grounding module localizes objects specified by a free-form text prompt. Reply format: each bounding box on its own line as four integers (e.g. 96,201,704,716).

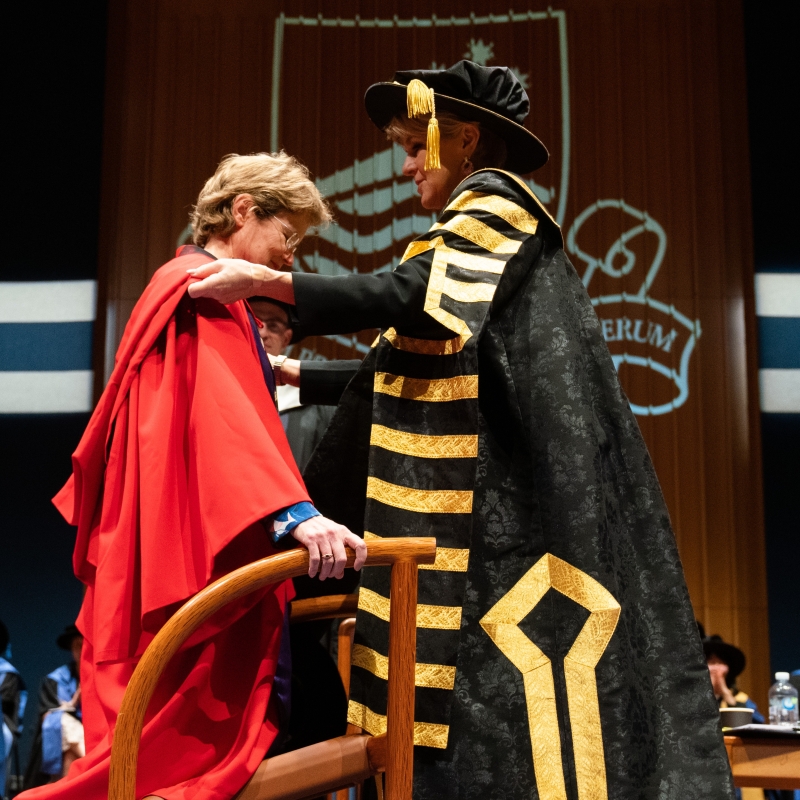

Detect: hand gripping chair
107,537,436,800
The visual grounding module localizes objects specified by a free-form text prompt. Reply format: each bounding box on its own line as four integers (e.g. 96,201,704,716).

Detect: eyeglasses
269,216,302,255
260,318,289,335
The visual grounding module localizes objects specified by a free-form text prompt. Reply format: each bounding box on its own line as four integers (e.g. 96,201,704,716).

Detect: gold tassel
406,79,441,170
425,116,440,170
406,79,434,117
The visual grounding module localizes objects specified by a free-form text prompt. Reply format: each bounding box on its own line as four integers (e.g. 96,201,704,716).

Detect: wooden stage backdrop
95,0,768,706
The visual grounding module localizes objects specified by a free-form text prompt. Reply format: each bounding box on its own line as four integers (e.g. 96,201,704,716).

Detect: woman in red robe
18,152,366,800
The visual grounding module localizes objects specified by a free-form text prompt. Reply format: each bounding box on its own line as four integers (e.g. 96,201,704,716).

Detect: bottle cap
776,672,790,681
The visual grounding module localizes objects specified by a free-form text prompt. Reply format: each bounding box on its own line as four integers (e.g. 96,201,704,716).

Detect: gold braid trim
366,477,473,514
370,424,478,459
430,214,523,254
347,701,450,749
400,239,435,263
358,587,462,630
479,553,621,800
433,246,507,274
382,327,466,355
374,372,478,402
445,191,540,235
364,532,470,572
351,644,457,690
440,276,498,304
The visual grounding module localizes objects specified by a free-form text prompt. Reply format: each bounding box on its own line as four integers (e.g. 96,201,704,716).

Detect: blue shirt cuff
270,501,321,542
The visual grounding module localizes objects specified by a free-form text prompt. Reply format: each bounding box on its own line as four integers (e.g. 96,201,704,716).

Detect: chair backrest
108,538,436,800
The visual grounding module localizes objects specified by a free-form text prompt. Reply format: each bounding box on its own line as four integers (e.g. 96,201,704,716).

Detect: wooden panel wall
95,0,769,706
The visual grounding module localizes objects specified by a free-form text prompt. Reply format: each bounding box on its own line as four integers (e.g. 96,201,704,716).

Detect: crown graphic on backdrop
566,199,701,416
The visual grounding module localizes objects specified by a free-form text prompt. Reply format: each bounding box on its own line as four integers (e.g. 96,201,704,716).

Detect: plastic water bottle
768,672,799,726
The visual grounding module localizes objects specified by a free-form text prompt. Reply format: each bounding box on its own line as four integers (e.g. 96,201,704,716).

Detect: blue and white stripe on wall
756,272,800,413
0,281,96,413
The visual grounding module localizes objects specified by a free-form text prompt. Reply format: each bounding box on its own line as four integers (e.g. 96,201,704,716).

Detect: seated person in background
704,633,764,722
703,639,797,800
23,626,85,788
1,619,28,798
249,296,359,473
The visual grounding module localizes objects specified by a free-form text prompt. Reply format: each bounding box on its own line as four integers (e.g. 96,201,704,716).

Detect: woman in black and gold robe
189,60,734,800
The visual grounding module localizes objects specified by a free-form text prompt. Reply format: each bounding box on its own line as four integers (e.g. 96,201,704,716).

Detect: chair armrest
290,594,359,623
109,538,435,800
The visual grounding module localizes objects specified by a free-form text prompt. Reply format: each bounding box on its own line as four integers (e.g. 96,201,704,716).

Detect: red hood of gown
54,248,308,662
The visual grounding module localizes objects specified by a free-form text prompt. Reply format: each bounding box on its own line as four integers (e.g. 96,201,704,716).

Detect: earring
463,156,473,173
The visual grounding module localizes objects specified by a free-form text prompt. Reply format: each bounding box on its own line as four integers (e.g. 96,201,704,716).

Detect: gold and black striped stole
347,187,540,748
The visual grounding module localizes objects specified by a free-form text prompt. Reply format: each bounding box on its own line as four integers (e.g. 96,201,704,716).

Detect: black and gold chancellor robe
294,170,734,800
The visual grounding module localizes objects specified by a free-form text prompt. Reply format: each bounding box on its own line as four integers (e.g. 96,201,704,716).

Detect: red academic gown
19,246,310,800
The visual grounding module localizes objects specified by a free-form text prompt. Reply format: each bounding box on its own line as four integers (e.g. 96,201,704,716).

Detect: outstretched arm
186,255,448,338
187,259,295,305
270,355,361,406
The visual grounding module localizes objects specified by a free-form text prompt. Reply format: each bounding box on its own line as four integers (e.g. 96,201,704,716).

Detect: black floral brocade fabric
304,171,734,800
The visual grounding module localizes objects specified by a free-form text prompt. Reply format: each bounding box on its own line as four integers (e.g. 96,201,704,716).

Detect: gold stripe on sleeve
374,372,478,402
358,587,463,630
367,477,473,514
439,246,507,275
382,328,467,355
347,701,450,749
370,425,478,459
446,191,540,235
430,214,522,255
441,276,498,304
400,239,436,263
422,243,509,340
363,532,469,573
351,644,457,690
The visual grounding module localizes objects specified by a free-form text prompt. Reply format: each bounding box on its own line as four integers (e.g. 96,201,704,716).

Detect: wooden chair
108,538,436,800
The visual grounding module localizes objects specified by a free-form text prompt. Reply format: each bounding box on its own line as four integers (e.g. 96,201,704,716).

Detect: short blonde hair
384,113,507,171
191,152,332,246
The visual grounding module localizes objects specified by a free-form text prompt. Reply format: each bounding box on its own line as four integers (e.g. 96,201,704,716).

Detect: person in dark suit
186,61,734,800
249,296,360,473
